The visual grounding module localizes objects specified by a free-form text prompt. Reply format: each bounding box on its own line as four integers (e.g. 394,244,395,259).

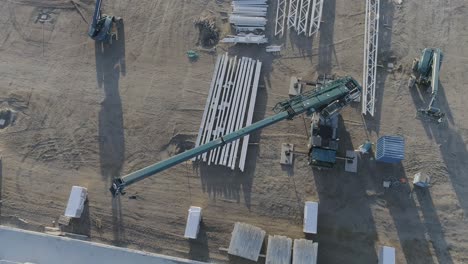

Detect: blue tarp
376,136,405,163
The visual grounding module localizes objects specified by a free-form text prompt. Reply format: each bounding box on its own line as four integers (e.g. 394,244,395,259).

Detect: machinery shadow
95,21,126,245
63,201,91,237
363,0,394,136
313,116,379,263
409,69,468,220
414,188,455,264
381,163,436,264
188,221,210,261
288,31,314,63
317,0,336,74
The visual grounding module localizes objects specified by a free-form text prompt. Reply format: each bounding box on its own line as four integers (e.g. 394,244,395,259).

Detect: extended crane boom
110,76,361,196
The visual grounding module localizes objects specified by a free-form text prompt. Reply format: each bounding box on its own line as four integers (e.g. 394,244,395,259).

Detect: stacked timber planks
193,53,262,171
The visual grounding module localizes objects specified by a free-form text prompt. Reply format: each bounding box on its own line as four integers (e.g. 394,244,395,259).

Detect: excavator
110,76,362,196
408,48,445,123
87,0,122,43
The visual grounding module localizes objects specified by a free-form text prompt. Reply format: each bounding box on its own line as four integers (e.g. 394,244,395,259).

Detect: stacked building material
228,222,266,261
221,0,268,44
375,136,405,163
275,0,324,37
266,235,293,264
193,53,262,171
293,239,319,264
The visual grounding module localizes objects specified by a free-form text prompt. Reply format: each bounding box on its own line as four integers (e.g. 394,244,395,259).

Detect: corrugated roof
293,239,318,264
266,235,292,264
228,222,266,261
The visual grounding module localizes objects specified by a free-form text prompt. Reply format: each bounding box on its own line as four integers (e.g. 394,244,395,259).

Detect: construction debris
228,222,266,261
194,15,219,47
266,45,282,53
193,53,262,171
222,1,268,44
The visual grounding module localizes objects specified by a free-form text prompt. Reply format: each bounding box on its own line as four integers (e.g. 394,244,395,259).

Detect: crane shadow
317,0,336,74
380,163,435,264
313,116,379,263
95,21,126,245
414,187,455,264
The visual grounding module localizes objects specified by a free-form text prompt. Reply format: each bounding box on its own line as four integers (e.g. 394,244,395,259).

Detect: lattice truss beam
308,0,323,36
287,0,299,29
275,0,287,36
276,0,324,37
297,0,311,34
362,0,380,116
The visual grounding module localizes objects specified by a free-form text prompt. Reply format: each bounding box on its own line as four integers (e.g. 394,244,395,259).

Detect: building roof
0,226,207,264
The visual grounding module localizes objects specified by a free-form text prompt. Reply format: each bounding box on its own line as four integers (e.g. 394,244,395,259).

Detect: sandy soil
0,0,467,263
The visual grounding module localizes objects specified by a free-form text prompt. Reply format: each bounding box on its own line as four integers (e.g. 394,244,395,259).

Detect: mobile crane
110,76,362,196
87,0,122,43
409,48,445,122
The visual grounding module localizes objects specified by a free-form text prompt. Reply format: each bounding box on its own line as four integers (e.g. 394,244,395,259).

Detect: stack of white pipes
221,0,268,44
193,53,262,172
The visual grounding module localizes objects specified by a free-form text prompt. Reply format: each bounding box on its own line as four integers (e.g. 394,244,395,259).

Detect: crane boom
110,76,361,196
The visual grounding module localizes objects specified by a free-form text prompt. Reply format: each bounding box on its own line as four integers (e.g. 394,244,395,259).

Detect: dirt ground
0,0,467,263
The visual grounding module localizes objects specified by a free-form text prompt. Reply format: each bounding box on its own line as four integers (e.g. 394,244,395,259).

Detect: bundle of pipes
193,53,262,171
221,0,268,44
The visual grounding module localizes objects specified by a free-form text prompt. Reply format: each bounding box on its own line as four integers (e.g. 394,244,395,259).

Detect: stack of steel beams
222,0,268,44
193,53,262,171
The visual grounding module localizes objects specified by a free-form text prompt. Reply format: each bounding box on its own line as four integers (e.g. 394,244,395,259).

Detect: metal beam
361,0,380,116
308,0,323,36
239,60,262,172
193,55,222,161
275,0,287,36
287,0,299,29
229,59,255,170
297,0,311,35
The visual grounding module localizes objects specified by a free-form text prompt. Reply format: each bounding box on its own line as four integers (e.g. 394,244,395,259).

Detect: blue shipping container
376,136,405,163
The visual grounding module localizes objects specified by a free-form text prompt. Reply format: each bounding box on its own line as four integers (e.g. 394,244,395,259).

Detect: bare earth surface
0,0,467,263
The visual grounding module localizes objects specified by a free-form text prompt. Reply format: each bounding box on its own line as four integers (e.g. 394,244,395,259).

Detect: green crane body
410,48,445,122
110,76,362,196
